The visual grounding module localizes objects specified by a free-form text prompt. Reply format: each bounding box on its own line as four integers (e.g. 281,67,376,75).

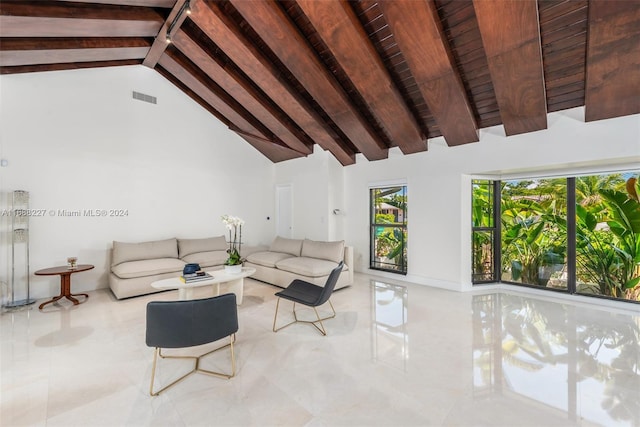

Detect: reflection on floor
1,274,638,426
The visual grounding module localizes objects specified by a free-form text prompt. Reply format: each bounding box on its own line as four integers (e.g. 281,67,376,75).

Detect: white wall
274,145,345,241
344,107,640,291
0,65,275,302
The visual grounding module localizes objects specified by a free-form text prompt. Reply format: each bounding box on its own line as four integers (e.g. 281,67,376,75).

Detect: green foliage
372,186,407,271
472,182,493,228
576,184,640,298
500,184,567,286
479,173,640,300
225,248,242,266
375,213,395,224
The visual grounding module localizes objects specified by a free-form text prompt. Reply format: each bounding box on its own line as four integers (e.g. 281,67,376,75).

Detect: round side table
35,264,94,310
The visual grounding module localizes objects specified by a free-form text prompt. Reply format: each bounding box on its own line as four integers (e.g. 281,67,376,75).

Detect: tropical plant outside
472,180,496,282
501,178,567,289
472,172,640,302
575,177,640,300
370,186,407,273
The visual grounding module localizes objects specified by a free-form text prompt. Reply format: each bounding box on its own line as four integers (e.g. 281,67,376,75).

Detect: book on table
179,272,213,283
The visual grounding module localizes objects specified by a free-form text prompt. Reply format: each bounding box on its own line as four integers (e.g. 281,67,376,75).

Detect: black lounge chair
272,261,344,336
145,293,238,396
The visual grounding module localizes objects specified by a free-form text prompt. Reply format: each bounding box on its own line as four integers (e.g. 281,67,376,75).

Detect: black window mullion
567,177,576,294
494,180,502,283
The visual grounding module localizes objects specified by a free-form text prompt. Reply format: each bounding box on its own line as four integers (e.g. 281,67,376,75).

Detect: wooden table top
34,264,95,276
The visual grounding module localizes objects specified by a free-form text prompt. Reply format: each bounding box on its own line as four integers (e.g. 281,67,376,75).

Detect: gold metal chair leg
273,298,299,332
272,297,281,332
149,334,236,396
150,347,160,396
272,299,336,336
310,300,336,336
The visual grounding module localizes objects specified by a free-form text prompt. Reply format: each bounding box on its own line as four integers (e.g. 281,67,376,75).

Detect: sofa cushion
275,257,343,278
270,236,303,257
246,251,296,268
301,239,344,263
181,250,228,268
178,236,228,258
112,238,178,266
111,258,185,279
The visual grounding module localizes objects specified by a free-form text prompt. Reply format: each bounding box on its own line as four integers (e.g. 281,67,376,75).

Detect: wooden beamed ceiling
1,0,639,165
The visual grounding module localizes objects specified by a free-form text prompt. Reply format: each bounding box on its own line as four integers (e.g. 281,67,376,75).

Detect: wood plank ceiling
1,0,639,165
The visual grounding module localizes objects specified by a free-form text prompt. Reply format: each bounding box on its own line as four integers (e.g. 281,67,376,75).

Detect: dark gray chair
272,261,344,336
146,293,238,396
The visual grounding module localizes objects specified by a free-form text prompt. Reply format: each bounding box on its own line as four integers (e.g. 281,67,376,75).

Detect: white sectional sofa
109,236,352,299
244,237,353,290
109,236,254,299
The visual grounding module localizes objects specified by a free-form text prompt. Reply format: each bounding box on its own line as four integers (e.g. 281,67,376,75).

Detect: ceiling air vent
132,91,157,105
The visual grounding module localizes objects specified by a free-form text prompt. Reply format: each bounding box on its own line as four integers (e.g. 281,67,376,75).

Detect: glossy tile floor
1,274,639,426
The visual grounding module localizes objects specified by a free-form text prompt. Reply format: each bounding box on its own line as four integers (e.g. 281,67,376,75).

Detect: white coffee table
151,267,256,304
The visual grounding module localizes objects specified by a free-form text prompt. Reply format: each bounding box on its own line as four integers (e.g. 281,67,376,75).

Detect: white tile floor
1,273,639,426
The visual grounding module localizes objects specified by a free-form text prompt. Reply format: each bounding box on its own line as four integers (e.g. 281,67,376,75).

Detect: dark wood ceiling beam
158,51,304,163
157,63,294,162
189,0,355,165
1,59,141,75
0,17,161,37
379,0,479,146
0,2,163,37
229,0,388,161
584,0,640,122
1,47,149,67
296,0,426,154
61,0,175,7
473,0,547,136
0,37,152,50
173,28,312,155
0,1,163,20
0,37,152,67
143,0,188,68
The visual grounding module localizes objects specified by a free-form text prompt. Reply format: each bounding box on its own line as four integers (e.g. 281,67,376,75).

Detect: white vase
224,264,242,274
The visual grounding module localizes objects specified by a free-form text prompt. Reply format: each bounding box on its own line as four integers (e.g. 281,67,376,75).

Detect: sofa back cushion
270,236,303,257
112,238,178,266
178,236,228,258
301,239,344,263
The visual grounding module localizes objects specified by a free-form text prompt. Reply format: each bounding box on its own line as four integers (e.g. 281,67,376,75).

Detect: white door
276,184,293,238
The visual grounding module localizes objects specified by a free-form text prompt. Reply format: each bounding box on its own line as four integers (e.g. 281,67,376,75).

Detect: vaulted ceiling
1,0,639,165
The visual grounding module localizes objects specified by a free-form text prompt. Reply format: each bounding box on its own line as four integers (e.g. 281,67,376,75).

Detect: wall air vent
132,91,157,105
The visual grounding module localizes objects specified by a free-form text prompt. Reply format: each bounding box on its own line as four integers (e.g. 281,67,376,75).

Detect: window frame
471,179,500,284
472,172,639,306
370,185,408,275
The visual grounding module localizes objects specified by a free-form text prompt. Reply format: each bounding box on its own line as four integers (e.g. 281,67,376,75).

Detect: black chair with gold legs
272,261,344,336
145,293,238,396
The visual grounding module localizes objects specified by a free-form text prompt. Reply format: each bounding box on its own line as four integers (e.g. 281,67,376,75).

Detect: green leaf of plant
624,276,640,290
525,221,545,245
511,260,522,280
600,189,640,234
576,204,597,231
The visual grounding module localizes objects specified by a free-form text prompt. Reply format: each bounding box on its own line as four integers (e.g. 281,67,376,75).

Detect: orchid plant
221,214,245,266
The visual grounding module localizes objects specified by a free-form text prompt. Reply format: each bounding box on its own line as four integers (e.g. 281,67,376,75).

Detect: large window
501,178,568,290
575,173,640,300
370,186,407,274
472,171,640,304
